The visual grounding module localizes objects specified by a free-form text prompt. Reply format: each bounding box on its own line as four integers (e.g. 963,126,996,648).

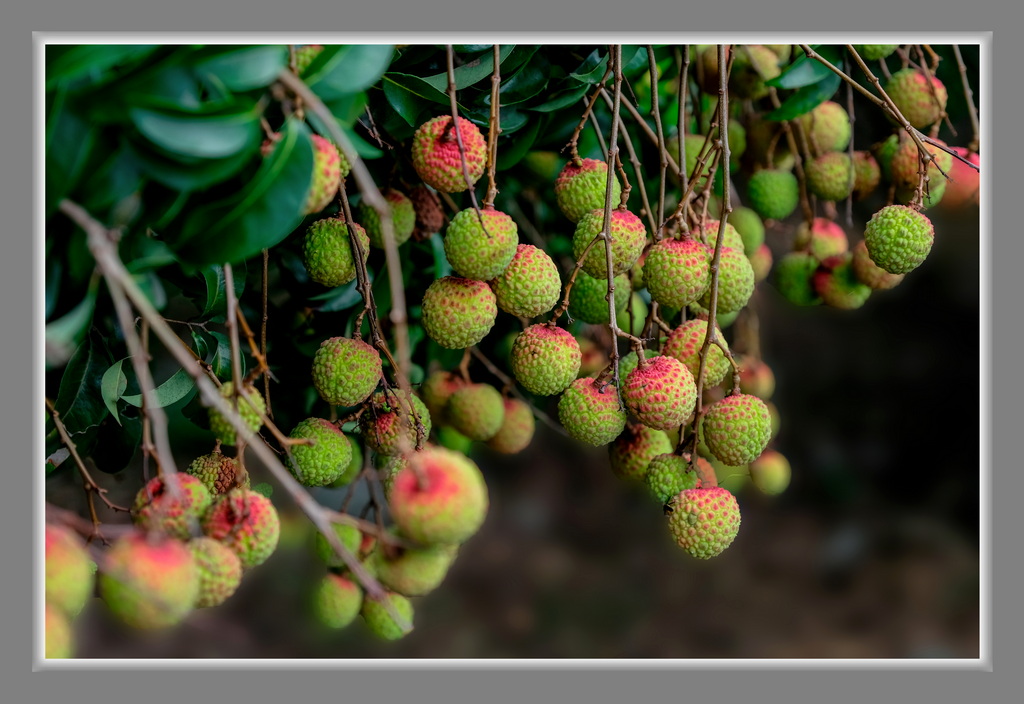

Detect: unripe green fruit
886,68,948,129
202,488,281,570
806,152,854,202
794,217,849,263
855,44,898,61
312,522,363,568
189,536,243,608
896,178,947,210
702,219,745,253
749,449,792,496
304,134,345,215
45,524,95,619
728,207,765,256
663,319,731,387
863,205,935,274
510,324,582,396
360,390,432,456
702,393,773,466
372,536,459,597
798,101,852,154
608,423,673,484
287,418,353,487
688,301,740,329
486,398,536,455
749,243,773,283
131,473,212,541
46,602,75,658
853,151,882,200
557,377,627,446
418,370,468,425
555,158,622,222
747,169,799,221
889,137,953,190
814,253,873,310
621,355,697,432
208,381,266,446
698,247,755,315
851,239,905,290
491,244,561,318
361,591,414,640
617,293,648,337
572,208,648,279
294,44,323,75
702,45,780,99
328,435,362,488
358,189,416,249
774,251,823,306
98,532,199,629
311,336,382,407
642,237,711,310
446,383,505,442
645,453,703,505
875,133,901,183
568,271,630,325
421,276,497,349
302,218,370,288
313,573,363,629
667,486,742,559
737,357,776,401
444,207,519,281
186,450,247,496
412,115,487,193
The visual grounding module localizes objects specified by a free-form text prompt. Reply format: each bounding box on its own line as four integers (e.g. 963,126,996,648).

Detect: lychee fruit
446,383,505,442
360,390,432,456
304,134,347,215
421,276,497,349
418,370,468,425
358,189,416,249
617,348,660,382
749,449,792,496
486,398,536,454
851,239,905,290
621,355,697,431
886,68,948,129
895,178,947,210
188,536,243,608
312,572,363,629
408,184,446,236
303,217,370,288
555,158,622,223
186,450,247,496
889,137,953,190
663,318,731,387
855,44,898,61
98,532,199,629
45,524,95,619
510,324,582,396
330,435,363,488
853,151,882,200
294,44,324,75
287,417,353,487
45,602,74,658
727,206,765,256
312,522,363,568
444,207,519,282
747,168,799,221
608,424,674,484
773,251,823,306
557,377,627,446
361,590,414,640
208,381,266,446
388,445,489,545
572,208,648,279
698,246,755,315
201,488,281,570
875,133,902,183
490,244,561,318
645,453,703,505
814,253,873,310
806,152,854,202
702,219,746,254
794,217,849,262
702,393,773,466
798,101,852,154
371,534,459,596
568,271,630,325
412,115,487,193
940,147,980,209
737,357,776,400
642,237,711,310
748,243,773,283
311,336,382,407
667,486,741,559
863,204,935,274
131,473,213,540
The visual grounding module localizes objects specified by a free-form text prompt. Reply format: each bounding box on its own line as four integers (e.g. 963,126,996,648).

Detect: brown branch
676,45,691,211
564,67,613,160
445,45,488,234
261,249,272,416
483,44,501,208
648,46,668,237
601,45,627,408
953,44,980,154
598,90,654,236
767,87,814,225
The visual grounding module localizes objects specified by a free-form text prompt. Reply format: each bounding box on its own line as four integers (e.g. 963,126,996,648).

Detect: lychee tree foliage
44,42,979,655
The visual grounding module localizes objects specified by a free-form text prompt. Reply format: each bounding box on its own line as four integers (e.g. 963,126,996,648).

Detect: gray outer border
6,0,1019,700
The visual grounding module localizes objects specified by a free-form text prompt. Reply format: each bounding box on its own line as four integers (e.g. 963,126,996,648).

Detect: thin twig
648,46,668,237
445,45,488,232
468,347,568,438
564,68,613,159
483,44,501,208
261,249,272,416
953,44,980,154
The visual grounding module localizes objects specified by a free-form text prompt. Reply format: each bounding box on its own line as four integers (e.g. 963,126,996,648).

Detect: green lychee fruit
814,253,872,310
444,207,519,281
702,45,780,99
667,486,741,559
388,445,489,545
294,44,323,75
940,147,980,209
608,423,674,484
188,536,243,608
418,370,468,425
702,393,772,466
617,348,660,381
412,116,487,193
642,237,711,310
568,271,630,325
45,524,95,619
702,219,745,253
711,455,750,494
794,217,849,262
510,324,582,396
361,590,414,640
889,137,953,190
663,318,731,387
798,101,852,154
287,417,353,487
557,377,627,446
408,184,445,235
486,398,536,454
773,251,823,306
863,204,935,274
621,355,697,431
728,206,765,256
98,532,199,629
555,158,622,223
806,152,854,202
886,68,948,129
749,449,792,496
186,450,247,496
645,453,702,505
698,246,755,315
748,243,773,283
311,336,382,407
747,169,799,221
577,335,609,378
572,208,648,279
131,473,212,541
328,435,362,488
360,390,432,456
896,177,947,210
666,133,714,191
304,134,345,215
371,534,459,596
421,276,497,349
446,383,505,442
491,244,561,318
617,292,648,337
45,602,73,658
737,357,776,400
853,151,882,201
202,488,281,570
854,44,898,61
358,189,416,249
312,522,363,568
302,217,370,288
377,452,407,502
313,573,363,629
875,133,902,183
208,381,266,446
851,239,905,290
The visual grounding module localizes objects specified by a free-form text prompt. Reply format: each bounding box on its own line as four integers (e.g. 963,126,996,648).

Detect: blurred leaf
45,275,99,370
206,330,237,379
131,270,167,311
121,368,196,408
45,45,161,91
311,278,365,312
194,45,289,91
382,78,432,127
767,46,842,89
125,136,255,192
493,52,550,105
75,144,144,219
100,359,128,424
45,87,96,216
429,232,452,278
305,45,395,101
201,263,247,319
497,115,542,170
764,72,841,121
303,111,383,160
252,482,274,498
54,329,112,437
129,101,263,160
420,45,516,92
529,83,589,113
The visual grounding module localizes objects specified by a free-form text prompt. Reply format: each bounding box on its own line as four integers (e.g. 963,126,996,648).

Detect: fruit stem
445,46,492,240
483,44,501,210
563,66,612,161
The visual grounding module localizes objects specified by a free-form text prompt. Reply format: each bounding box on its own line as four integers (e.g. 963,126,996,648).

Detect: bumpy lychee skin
643,237,711,310
749,243,773,283
188,536,243,608
446,383,505,442
886,68,948,129
799,101,852,154
557,377,627,447
202,489,281,570
491,244,561,318
747,169,799,221
698,247,755,315
388,445,489,546
855,44,898,60
806,152,854,202
875,133,902,183
774,251,823,306
621,355,697,432
940,147,980,209
668,486,742,559
851,239,905,290
418,370,468,425
312,522,363,568
814,253,873,310
304,134,344,215
294,44,323,75
311,336,382,407
98,532,199,629
728,207,765,256
510,324,582,396
287,418,353,487
358,189,416,249
853,151,882,201
749,449,792,496
572,208,648,279
889,137,954,190
663,319,731,387
421,276,497,349
702,220,745,254
208,381,266,446
303,218,370,288
617,349,660,382
371,535,459,596
794,217,849,263
702,394,773,466
131,473,213,541
486,398,536,454
608,424,674,484
361,590,414,640
361,390,432,456
864,205,935,275
444,207,519,281
412,115,486,193
45,524,95,619
408,184,445,235
645,453,702,505
45,602,73,658
186,451,246,496
313,573,363,629
555,158,622,223
568,271,630,325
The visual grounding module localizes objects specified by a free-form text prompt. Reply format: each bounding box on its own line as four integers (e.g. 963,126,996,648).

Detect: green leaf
497,115,542,170
529,83,590,113
382,77,432,127
121,368,196,408
310,279,365,312
45,275,99,370
429,232,452,279
492,52,550,105
205,330,238,379
305,45,395,101
382,73,455,108
54,329,112,438
201,264,247,319
125,137,255,192
420,45,516,92
176,118,313,267
767,46,842,89
129,101,263,160
100,359,128,424
46,45,161,91
252,482,274,498
764,72,842,121
45,87,96,216
571,48,609,84
194,45,289,91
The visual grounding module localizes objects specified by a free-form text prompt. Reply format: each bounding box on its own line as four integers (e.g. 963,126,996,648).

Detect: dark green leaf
429,232,452,278
764,72,842,121
571,48,609,84
493,52,550,105
45,87,96,217
206,330,238,379
382,72,455,109
46,45,161,91
101,359,128,424
767,46,843,89
310,278,365,312
129,101,263,160
303,113,382,160
132,271,168,311
54,329,112,437
324,92,369,126
90,413,142,474
194,45,289,91
45,275,99,370
121,368,196,408
420,45,516,92
382,78,432,127
45,253,61,320
496,116,542,170
125,137,255,192
201,264,246,319
306,45,395,101
529,83,590,113
124,234,178,273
